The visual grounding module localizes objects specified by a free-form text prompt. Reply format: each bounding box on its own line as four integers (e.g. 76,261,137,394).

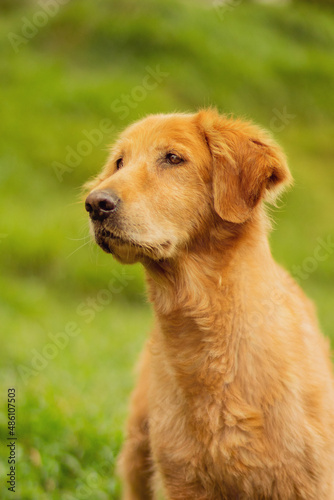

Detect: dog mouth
94,226,171,258
96,227,137,253
101,228,128,245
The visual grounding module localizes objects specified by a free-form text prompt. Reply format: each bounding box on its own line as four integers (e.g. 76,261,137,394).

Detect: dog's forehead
119,114,201,152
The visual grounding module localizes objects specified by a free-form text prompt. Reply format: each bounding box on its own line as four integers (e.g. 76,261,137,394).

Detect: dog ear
196,109,292,223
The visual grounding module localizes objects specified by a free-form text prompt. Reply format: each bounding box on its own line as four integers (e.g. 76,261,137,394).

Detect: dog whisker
66,239,92,259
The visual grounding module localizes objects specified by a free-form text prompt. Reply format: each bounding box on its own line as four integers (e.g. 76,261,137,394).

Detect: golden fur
85,109,334,499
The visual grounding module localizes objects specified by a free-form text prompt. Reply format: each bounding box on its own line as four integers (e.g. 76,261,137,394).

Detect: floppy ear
196,109,292,223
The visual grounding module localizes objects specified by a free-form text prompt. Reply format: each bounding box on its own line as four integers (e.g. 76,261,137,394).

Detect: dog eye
116,158,123,170
166,153,183,165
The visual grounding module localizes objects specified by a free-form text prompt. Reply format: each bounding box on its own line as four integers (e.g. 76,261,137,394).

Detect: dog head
85,109,292,264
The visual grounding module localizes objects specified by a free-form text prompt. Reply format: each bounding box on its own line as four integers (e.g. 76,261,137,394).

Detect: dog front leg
118,425,153,500
118,345,154,500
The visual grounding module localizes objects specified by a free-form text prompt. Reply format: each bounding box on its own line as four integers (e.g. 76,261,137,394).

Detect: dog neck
143,210,275,388
145,210,273,315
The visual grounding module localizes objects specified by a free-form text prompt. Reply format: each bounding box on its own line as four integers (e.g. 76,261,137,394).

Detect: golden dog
85,109,334,499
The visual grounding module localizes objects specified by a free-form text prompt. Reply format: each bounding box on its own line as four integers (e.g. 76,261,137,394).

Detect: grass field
0,0,334,498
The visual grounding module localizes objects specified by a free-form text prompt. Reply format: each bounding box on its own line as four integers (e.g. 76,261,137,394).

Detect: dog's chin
106,243,143,265
94,229,173,264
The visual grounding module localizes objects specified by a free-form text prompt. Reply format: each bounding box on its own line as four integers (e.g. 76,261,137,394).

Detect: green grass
0,0,334,498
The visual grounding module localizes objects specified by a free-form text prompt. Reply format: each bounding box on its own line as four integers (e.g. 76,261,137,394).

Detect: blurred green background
0,0,333,498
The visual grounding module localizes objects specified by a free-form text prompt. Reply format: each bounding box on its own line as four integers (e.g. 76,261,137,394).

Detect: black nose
85,189,120,221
